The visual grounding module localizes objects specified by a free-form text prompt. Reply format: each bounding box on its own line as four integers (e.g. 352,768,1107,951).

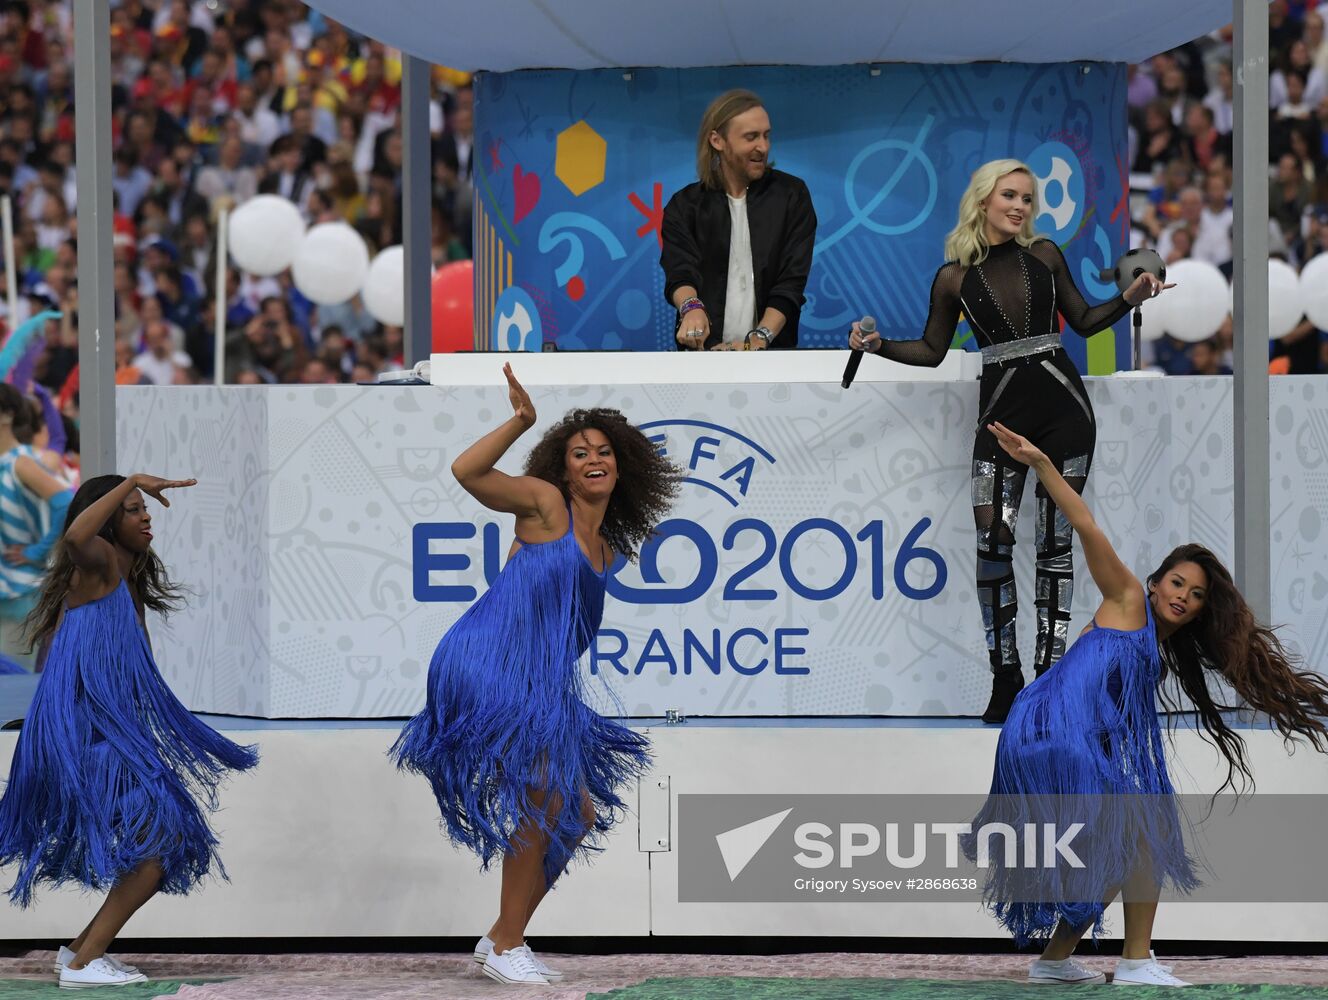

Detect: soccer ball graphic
1026,141,1085,241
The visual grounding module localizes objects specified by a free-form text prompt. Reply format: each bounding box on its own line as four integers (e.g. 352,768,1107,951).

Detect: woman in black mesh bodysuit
850,160,1166,723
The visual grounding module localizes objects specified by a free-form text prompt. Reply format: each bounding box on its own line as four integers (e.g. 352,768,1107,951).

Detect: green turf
0,979,223,998
598,978,1328,999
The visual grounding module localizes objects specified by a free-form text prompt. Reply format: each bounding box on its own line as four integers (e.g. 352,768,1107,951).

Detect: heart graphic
513,164,541,224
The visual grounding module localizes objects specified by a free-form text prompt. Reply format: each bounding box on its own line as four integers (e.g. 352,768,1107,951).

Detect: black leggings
972,349,1095,676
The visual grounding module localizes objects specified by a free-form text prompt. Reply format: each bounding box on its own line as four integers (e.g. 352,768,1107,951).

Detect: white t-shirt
1193,205,1234,266
133,350,193,386
722,193,757,344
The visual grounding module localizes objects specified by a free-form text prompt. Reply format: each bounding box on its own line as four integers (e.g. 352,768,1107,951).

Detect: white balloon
362,245,405,327
1299,253,1328,330
227,195,306,276
1137,296,1169,342
291,222,371,306
1157,258,1229,343
1268,257,1304,340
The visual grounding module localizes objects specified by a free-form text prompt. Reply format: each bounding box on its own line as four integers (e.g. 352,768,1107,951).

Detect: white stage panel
1,722,1323,942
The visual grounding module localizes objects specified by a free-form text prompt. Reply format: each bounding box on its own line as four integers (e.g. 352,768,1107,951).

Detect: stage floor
1,949,1328,997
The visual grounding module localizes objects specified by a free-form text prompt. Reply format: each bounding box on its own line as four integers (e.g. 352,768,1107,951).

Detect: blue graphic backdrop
474,62,1129,373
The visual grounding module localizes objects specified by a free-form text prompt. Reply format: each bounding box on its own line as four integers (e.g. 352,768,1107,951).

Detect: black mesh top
874,238,1132,367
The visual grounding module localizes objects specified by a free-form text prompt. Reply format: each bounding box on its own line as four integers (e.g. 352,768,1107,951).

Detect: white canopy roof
307,0,1235,70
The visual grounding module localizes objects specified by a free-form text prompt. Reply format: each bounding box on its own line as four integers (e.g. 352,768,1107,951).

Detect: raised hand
133,475,198,508
503,362,536,428
987,422,1047,469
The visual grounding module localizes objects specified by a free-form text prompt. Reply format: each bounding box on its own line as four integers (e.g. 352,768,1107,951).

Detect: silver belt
980,334,1063,366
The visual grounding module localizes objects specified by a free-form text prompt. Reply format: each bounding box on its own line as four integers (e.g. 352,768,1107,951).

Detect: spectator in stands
299,357,338,384
1269,0,1300,62
115,338,148,386
132,319,193,386
195,134,258,206
258,133,312,213
1140,159,1194,243
1271,152,1314,241
1287,126,1319,184
1273,313,1322,374
315,326,353,379
1188,337,1232,376
1272,40,1327,110
1184,104,1229,173
1299,207,1328,263
1133,100,1186,175
1204,60,1235,135
1277,68,1315,121
1195,172,1234,266
435,83,474,253
111,147,154,219
232,81,281,154
1126,63,1157,110
0,383,72,670
1155,61,1190,126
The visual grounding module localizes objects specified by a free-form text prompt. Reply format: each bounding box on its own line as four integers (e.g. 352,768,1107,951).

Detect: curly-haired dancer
965,423,1328,987
391,364,679,986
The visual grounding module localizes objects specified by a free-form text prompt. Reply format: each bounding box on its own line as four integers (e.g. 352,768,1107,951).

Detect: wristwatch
747,326,773,348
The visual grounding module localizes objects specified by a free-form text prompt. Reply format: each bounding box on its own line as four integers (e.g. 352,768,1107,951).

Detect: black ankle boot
981,670,1025,724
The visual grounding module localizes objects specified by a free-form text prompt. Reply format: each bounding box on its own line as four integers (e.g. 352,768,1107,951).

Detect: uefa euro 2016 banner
112,375,1328,722
473,63,1130,373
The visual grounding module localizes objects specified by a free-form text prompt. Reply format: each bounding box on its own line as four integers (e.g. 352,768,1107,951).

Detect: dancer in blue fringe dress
392,363,678,986
0,473,258,990
967,422,1328,987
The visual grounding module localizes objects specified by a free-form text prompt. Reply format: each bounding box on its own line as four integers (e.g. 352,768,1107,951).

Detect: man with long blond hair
849,159,1168,722
661,89,816,351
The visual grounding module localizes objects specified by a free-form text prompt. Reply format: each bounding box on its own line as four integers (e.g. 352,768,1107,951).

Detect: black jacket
660,169,816,349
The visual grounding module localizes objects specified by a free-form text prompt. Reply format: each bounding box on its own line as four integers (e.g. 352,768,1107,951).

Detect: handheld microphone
841,315,877,390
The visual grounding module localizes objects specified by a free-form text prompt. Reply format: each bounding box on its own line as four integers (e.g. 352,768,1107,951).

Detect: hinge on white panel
637,774,671,852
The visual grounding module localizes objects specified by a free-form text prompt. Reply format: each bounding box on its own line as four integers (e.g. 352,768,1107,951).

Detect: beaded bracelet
678,297,705,316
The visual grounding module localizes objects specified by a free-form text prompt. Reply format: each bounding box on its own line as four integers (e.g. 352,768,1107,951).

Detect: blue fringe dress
966,595,1200,945
0,579,258,907
391,506,649,887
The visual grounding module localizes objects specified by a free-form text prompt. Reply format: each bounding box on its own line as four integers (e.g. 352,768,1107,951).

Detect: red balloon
431,260,475,353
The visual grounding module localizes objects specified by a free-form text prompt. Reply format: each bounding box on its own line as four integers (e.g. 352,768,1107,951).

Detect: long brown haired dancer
0,474,257,989
967,422,1328,987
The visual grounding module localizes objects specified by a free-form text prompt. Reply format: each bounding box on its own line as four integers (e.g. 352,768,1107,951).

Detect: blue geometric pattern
477,62,1129,371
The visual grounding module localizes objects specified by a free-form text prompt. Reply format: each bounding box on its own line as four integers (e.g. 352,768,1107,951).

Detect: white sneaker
514,944,563,982
1151,950,1173,974
54,946,139,976
1113,959,1191,987
482,945,548,985
1028,957,1106,984
473,936,562,981
58,957,148,989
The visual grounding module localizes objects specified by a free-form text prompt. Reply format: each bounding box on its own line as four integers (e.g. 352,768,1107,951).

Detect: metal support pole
214,207,228,385
402,54,432,366
1,196,17,333
1232,0,1270,620
73,0,115,476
